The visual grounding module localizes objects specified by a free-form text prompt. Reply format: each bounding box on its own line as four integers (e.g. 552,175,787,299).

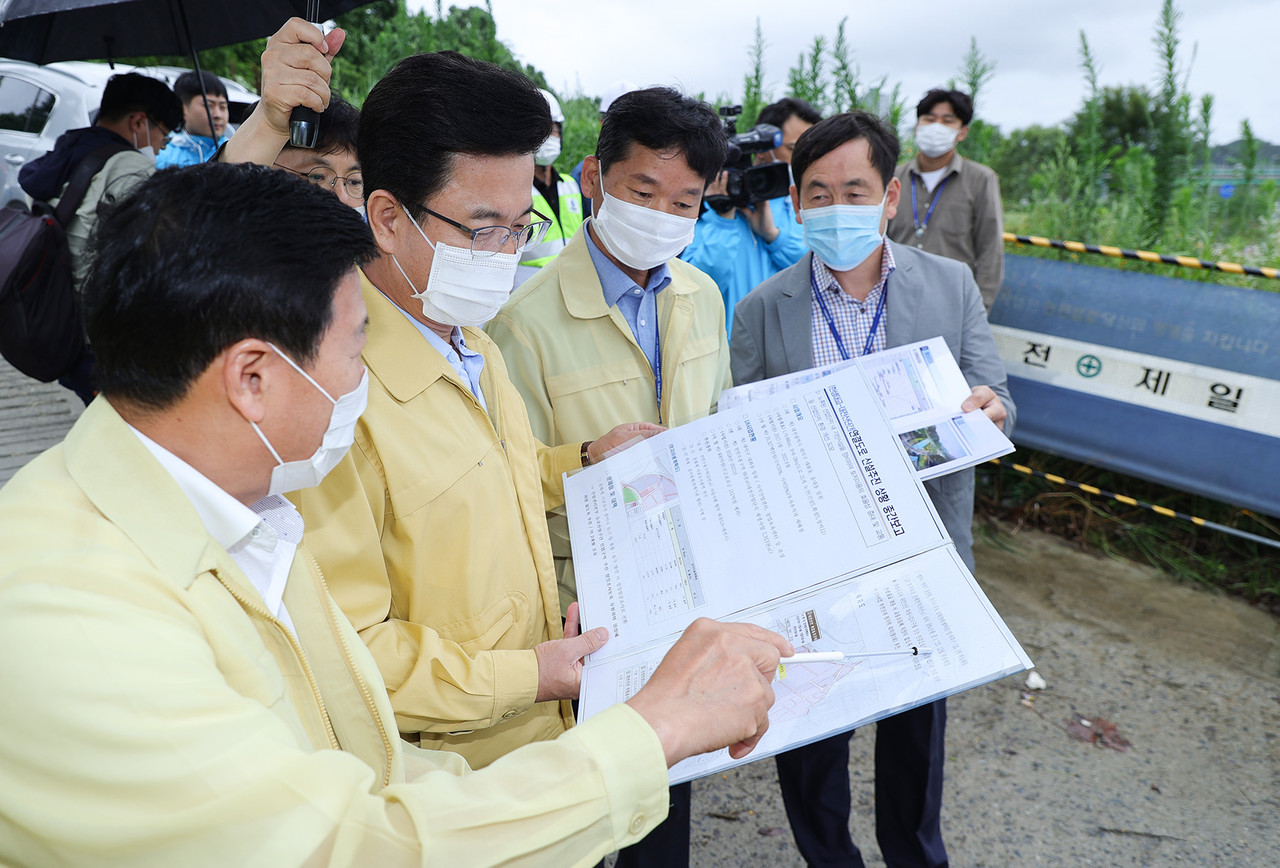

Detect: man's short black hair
357,51,550,212
757,97,822,129
791,111,900,192
916,88,974,125
97,73,182,131
173,70,228,105
275,93,360,161
312,94,360,158
595,87,727,185
83,162,377,410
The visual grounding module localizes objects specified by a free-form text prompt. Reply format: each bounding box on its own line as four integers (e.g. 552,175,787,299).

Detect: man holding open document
730,111,1014,868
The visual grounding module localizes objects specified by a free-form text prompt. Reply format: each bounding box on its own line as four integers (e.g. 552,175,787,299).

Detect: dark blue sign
990,254,1280,517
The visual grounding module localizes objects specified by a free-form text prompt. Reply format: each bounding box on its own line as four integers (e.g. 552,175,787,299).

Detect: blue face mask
800,189,889,272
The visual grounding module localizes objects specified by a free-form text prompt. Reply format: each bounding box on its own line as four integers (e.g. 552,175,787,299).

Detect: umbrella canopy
0,0,373,64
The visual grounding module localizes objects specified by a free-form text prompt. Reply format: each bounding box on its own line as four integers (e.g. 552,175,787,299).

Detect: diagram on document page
619,456,706,625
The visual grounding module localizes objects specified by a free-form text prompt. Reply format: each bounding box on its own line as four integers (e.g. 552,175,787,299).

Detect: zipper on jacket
213,570,340,751
304,549,396,790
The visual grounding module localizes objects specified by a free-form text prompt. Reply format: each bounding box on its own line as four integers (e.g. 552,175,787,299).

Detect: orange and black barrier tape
988,458,1280,551
1003,232,1279,280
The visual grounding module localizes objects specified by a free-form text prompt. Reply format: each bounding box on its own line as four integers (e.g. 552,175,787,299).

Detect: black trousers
571,686,691,868
774,699,948,868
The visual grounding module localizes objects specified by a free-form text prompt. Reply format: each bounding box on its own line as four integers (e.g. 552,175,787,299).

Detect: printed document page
566,363,1031,783
566,364,947,661
719,337,1014,479
577,545,1032,784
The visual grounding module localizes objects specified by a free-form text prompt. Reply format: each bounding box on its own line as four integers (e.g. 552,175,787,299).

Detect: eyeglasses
275,163,365,200
417,205,553,257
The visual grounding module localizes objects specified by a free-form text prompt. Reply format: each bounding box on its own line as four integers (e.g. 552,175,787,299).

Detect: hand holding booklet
565,353,1030,784
719,335,1015,479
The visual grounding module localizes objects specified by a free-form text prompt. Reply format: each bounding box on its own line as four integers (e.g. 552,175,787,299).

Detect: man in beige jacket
0,159,791,868
488,86,732,868
229,21,659,771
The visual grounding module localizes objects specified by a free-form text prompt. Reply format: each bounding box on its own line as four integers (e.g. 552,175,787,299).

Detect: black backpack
0,142,129,382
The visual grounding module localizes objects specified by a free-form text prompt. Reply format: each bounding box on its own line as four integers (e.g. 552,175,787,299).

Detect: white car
0,59,257,209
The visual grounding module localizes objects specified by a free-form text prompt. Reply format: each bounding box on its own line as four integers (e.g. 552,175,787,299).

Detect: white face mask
915,122,960,159
591,167,697,270
132,117,156,161
534,135,561,167
250,344,369,496
392,204,518,327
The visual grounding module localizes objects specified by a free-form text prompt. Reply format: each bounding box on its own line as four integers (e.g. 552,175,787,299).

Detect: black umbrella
0,0,374,146
0,0,373,65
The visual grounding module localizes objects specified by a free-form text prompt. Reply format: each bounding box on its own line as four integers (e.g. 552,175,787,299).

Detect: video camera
704,105,792,213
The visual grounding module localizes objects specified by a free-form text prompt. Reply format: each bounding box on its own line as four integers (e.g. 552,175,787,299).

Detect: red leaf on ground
1065,714,1132,751
1066,715,1098,743
1094,717,1132,752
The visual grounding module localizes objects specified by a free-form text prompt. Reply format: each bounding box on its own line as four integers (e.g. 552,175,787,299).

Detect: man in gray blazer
730,111,1014,868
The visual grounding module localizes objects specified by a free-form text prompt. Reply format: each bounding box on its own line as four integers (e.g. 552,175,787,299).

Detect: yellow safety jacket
520,173,585,272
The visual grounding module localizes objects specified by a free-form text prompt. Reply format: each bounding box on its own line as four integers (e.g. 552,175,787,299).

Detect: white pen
779,647,933,664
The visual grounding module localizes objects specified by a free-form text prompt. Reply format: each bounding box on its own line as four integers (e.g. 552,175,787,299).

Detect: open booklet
566,362,1032,785
718,336,1014,479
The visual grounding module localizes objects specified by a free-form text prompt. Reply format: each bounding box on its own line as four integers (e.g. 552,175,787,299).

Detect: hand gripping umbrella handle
289,1,323,148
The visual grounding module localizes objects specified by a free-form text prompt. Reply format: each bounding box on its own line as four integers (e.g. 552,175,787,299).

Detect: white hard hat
600,80,639,114
539,88,564,124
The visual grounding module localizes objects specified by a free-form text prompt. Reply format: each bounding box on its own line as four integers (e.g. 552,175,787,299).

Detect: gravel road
684,522,1280,866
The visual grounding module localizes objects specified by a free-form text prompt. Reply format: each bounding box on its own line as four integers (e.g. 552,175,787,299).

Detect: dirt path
687,522,1280,866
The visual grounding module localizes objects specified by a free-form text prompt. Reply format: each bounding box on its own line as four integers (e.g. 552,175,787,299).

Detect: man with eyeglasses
229,22,659,771
273,94,365,211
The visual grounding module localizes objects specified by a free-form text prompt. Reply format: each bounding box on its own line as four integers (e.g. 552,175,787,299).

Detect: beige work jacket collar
554,229,699,425
358,269,494,411
63,399,323,631
64,398,246,594
556,228,697,321
64,399,398,780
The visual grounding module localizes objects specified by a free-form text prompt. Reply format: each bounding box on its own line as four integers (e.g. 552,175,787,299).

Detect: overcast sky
413,0,1277,146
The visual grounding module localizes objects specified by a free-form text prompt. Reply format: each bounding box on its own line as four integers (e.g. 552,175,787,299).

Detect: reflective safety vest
521,173,585,270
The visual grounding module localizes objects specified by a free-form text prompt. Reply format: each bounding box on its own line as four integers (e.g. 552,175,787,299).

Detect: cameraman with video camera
681,97,819,334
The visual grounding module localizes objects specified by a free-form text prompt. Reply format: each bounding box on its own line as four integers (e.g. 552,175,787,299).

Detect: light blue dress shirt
387,293,488,411
583,222,672,386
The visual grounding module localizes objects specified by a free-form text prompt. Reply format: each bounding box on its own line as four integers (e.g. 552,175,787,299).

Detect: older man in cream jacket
0,160,790,868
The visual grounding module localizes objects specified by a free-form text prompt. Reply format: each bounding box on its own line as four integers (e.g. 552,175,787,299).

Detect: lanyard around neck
653,326,663,421
810,268,887,362
910,173,950,237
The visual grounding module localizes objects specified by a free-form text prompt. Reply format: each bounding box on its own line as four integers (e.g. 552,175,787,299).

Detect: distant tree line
120,0,1276,287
